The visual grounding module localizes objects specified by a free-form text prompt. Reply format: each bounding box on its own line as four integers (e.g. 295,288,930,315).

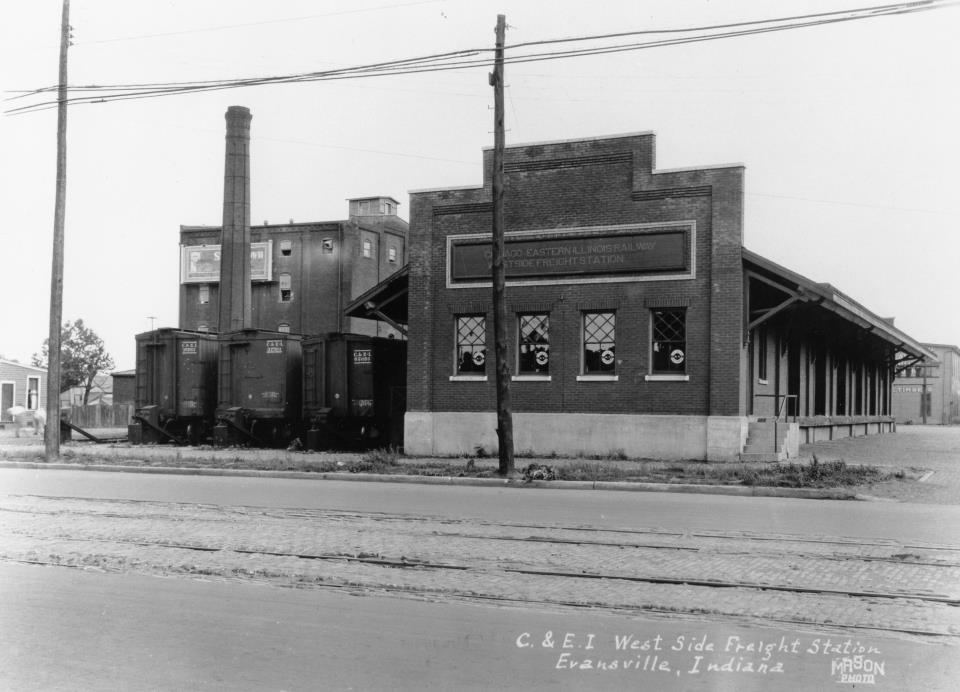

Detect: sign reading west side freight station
448,227,690,285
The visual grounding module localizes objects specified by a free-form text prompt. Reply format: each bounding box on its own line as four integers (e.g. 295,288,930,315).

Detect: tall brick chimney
218,106,252,333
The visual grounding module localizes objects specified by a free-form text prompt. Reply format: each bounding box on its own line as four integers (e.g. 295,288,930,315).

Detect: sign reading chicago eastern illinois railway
448,227,689,284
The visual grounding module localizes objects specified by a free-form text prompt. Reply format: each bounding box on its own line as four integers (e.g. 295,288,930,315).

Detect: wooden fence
63,404,134,429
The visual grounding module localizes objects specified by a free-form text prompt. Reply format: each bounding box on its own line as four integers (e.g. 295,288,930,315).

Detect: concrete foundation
404,411,750,461
799,417,896,444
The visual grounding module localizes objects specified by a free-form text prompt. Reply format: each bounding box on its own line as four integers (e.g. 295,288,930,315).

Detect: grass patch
0,441,901,490
345,446,402,474
521,457,892,488
758,458,887,488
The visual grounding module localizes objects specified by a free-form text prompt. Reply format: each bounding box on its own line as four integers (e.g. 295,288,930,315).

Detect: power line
7,1,946,107
506,0,943,48
6,0,955,115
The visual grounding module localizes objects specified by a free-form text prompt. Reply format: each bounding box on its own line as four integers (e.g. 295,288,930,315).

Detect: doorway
1,382,14,421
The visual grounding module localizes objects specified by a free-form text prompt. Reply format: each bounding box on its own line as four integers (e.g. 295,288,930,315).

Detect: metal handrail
753,394,799,455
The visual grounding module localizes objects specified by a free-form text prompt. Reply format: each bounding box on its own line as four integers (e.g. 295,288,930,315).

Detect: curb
0,460,862,500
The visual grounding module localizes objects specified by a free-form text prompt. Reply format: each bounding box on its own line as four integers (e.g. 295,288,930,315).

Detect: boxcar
214,329,303,447
129,329,219,445
302,333,406,450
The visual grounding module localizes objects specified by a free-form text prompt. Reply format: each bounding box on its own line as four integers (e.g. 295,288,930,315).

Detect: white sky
1,0,958,371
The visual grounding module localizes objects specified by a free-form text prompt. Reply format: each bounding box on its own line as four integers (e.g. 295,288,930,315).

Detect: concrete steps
740,420,790,462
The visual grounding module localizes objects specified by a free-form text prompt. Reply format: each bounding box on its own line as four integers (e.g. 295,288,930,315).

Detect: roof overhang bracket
748,295,801,331
894,351,921,374
362,302,408,337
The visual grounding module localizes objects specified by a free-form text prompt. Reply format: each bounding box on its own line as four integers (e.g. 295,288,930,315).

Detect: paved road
4,466,959,543
2,468,959,690
2,562,955,692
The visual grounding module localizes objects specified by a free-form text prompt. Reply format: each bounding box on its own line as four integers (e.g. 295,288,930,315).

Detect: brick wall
407,132,746,417
180,216,408,337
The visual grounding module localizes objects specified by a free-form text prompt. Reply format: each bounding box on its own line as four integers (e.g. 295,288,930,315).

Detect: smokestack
218,106,252,333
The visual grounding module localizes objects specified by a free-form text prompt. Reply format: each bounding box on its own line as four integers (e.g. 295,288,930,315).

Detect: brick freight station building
393,132,934,460
179,196,407,338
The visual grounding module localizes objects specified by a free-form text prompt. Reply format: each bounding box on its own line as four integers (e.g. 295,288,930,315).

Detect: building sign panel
447,225,691,286
180,241,273,283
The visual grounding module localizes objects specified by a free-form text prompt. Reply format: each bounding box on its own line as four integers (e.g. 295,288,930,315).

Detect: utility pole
45,0,70,461
489,14,514,476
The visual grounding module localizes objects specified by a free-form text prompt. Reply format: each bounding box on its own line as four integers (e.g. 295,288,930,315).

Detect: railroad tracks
2,495,959,638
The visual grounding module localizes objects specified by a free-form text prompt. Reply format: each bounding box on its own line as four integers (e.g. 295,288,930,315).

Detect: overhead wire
5,0,955,115
5,1,943,106
506,0,942,48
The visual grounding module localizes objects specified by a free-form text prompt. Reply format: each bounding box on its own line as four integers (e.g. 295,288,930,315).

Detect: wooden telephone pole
490,14,514,476
45,0,70,461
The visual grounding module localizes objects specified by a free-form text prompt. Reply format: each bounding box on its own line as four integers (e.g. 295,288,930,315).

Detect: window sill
645,374,689,382
757,378,768,385
512,375,551,382
576,375,619,382
449,375,488,382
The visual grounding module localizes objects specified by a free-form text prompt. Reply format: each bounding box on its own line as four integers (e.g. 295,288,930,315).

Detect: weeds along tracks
2,495,959,637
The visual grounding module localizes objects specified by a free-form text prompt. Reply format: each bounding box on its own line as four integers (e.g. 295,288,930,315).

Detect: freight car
302,333,406,450
213,329,303,447
128,329,220,445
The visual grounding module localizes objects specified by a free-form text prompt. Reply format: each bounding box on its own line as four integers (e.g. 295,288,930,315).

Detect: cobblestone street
801,425,960,504
2,425,959,650
3,489,959,640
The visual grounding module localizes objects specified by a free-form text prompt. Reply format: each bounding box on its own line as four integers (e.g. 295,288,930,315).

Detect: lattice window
583,311,616,373
652,308,686,373
518,314,550,374
456,315,486,374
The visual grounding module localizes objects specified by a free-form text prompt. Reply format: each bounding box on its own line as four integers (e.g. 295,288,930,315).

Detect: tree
33,319,115,405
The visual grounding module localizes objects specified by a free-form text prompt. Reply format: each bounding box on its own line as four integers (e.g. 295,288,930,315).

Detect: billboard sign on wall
180,241,273,283
446,223,694,288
